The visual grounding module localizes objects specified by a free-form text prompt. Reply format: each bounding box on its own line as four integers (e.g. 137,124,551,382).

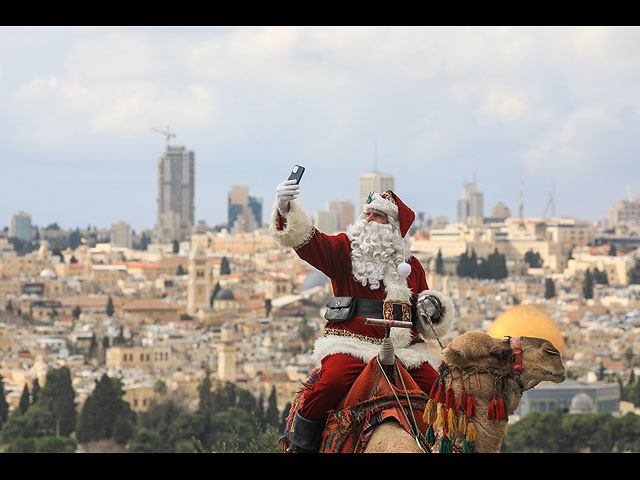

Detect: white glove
417,294,443,323
276,179,300,215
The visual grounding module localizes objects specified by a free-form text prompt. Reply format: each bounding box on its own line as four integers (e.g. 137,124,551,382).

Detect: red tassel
429,380,439,399
434,383,445,404
457,387,467,412
488,398,495,420
445,387,455,409
496,396,505,420
466,394,476,418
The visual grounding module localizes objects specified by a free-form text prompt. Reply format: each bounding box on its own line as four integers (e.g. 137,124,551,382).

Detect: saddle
281,356,430,453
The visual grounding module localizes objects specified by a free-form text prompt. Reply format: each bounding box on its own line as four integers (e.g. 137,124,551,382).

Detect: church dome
487,304,567,356
215,288,236,301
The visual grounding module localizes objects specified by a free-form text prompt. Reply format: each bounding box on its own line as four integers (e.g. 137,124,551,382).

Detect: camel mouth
543,369,566,382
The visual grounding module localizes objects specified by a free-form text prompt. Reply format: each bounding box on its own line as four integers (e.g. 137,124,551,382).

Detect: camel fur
363,331,566,453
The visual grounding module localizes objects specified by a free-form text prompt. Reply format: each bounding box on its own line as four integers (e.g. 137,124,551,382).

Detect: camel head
442,331,566,391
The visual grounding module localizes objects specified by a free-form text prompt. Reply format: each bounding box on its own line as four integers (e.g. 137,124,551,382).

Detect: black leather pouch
324,296,356,322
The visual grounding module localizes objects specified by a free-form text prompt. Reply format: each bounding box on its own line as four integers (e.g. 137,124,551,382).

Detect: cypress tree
0,375,9,428
435,249,445,275
544,278,556,299
19,384,31,414
583,269,594,300
265,387,280,428
77,374,134,445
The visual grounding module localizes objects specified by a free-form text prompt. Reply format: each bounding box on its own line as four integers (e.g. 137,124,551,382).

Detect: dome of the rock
487,304,566,356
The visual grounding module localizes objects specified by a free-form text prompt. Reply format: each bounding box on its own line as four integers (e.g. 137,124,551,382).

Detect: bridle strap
509,336,523,375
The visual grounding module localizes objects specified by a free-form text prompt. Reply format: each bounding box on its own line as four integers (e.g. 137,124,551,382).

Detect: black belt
355,298,417,322
324,296,416,323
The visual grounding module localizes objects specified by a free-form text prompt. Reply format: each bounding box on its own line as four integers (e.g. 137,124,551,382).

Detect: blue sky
1,26,639,233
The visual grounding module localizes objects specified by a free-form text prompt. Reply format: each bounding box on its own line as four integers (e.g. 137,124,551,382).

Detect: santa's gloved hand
276,179,300,215
417,294,443,324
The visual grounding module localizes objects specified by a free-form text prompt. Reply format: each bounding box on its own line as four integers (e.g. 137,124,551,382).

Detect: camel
362,331,566,453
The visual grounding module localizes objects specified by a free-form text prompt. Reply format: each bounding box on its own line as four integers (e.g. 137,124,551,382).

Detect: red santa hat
364,190,415,238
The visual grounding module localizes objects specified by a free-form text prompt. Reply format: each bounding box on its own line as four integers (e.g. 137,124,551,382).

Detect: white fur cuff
268,200,315,250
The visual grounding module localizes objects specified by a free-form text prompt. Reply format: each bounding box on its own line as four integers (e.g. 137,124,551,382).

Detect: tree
76,374,135,445
172,239,180,254
544,278,556,299
72,306,81,320
37,367,76,437
106,297,114,317
524,249,543,268
31,378,40,405
583,268,594,300
629,258,640,285
176,264,186,276
19,384,31,414
265,387,280,428
0,375,9,429
435,249,445,275
593,268,608,285
220,256,231,275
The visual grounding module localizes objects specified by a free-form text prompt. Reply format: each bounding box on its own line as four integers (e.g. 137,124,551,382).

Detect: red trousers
298,353,439,422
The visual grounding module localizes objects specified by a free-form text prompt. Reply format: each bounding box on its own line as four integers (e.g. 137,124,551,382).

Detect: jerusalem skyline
2,26,640,232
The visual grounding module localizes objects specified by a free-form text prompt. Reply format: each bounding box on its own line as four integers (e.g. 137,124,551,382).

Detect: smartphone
288,165,305,184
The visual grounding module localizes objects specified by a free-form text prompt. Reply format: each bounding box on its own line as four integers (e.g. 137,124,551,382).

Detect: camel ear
442,346,469,369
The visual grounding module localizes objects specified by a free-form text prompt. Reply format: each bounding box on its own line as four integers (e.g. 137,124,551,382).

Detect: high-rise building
327,201,355,231
359,172,395,212
609,198,640,227
228,186,262,233
111,221,132,248
154,145,195,243
457,181,484,224
9,211,32,242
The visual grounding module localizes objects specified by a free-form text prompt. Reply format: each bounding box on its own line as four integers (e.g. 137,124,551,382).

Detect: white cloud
523,107,622,172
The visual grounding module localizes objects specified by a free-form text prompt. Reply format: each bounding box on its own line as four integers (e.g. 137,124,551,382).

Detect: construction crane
152,126,176,147
543,183,556,219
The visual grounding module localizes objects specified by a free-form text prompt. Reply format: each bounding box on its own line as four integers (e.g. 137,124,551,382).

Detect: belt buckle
383,301,411,323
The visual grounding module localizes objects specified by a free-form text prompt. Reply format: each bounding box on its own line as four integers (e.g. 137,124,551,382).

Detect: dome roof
215,288,236,301
487,304,566,356
570,393,594,413
301,270,330,291
39,268,57,279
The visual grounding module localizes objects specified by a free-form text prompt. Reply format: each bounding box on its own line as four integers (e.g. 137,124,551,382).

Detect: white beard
347,217,410,291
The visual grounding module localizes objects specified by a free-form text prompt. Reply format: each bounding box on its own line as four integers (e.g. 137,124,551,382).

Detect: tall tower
9,211,32,242
155,145,195,243
359,172,395,212
228,185,262,234
218,322,236,383
457,180,484,224
187,240,212,316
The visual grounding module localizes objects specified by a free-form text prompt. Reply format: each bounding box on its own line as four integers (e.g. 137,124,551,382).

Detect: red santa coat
270,200,454,371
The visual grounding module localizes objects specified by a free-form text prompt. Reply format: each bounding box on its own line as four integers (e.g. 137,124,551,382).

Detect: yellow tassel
466,421,477,444
434,404,446,430
423,399,436,424
447,408,459,436
458,414,467,435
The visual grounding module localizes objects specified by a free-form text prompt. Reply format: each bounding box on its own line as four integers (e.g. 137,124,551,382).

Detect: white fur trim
313,330,439,370
268,200,314,250
382,268,413,303
363,193,398,220
414,289,455,341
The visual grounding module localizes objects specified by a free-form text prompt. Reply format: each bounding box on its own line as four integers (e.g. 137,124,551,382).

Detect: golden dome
487,304,566,356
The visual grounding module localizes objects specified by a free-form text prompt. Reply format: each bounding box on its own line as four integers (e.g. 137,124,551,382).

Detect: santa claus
269,178,455,452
